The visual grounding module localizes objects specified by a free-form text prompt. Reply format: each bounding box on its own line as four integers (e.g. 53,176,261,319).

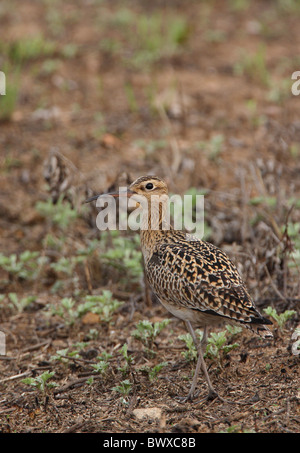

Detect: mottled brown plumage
87,175,273,401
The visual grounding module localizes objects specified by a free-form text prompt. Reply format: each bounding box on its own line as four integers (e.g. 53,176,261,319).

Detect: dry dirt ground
0,0,299,434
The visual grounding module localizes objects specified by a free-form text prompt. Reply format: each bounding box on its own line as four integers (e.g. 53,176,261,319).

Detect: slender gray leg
185,321,217,400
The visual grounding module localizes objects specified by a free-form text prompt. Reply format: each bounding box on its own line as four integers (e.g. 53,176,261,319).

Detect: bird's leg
185,321,218,401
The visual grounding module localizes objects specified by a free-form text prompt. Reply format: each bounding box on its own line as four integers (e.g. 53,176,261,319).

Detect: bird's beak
85,189,134,203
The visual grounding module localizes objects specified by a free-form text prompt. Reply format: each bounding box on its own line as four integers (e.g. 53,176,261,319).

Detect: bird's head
85,175,168,203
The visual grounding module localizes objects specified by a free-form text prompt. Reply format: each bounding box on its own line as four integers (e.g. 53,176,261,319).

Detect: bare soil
0,0,299,434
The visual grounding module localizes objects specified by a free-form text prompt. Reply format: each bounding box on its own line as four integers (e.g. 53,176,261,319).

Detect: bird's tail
246,316,273,339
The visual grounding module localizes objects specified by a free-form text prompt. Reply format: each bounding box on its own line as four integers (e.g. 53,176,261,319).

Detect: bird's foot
175,388,220,404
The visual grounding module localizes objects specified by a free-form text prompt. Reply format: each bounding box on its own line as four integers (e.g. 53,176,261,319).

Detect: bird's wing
147,240,269,326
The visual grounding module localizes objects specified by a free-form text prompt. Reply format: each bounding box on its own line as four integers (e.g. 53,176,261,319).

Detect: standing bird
86,176,273,401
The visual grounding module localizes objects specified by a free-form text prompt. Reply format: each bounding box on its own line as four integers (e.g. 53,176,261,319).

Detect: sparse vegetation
263,307,296,332
0,0,299,434
21,371,57,394
131,319,171,356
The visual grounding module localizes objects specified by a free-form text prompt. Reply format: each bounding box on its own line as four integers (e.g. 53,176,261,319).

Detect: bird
86,175,273,401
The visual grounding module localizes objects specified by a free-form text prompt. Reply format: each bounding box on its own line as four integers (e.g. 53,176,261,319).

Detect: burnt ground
0,0,299,434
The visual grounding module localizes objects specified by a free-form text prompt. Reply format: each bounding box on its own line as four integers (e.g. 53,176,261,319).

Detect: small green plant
131,319,171,356
179,325,241,366
0,250,42,281
206,330,240,365
263,307,296,332
35,195,78,230
48,297,84,325
50,255,83,276
92,352,112,375
8,292,36,313
50,347,80,364
112,379,132,396
99,231,143,283
77,291,123,323
118,344,134,376
144,361,168,381
178,331,199,362
22,371,57,393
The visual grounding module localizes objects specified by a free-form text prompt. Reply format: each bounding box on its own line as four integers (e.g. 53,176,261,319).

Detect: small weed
48,297,77,325
131,319,170,356
263,307,296,332
50,347,80,364
141,361,168,381
112,379,132,396
7,293,36,313
99,232,143,283
22,371,57,393
50,256,83,276
92,352,112,375
0,250,43,282
178,331,200,362
179,325,241,366
35,195,78,230
118,344,134,376
77,291,123,323
206,330,240,365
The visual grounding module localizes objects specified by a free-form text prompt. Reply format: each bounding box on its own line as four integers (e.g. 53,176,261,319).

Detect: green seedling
206,330,240,365
50,256,83,276
35,195,77,230
50,347,80,364
263,307,296,332
178,331,200,362
48,297,77,325
179,325,241,365
118,344,134,376
99,232,143,283
77,291,123,323
92,352,112,375
76,239,99,258
131,319,170,356
0,251,42,281
22,371,57,393
142,361,168,381
8,292,36,313
112,379,132,396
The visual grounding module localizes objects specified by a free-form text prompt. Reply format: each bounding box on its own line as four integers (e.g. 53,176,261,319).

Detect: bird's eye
145,182,154,190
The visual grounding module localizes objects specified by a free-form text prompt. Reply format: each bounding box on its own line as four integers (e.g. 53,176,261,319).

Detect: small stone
132,407,162,421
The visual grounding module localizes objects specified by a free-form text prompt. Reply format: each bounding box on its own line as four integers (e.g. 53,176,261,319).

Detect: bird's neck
139,195,171,259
